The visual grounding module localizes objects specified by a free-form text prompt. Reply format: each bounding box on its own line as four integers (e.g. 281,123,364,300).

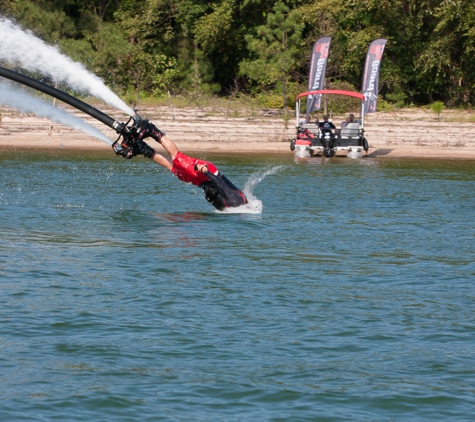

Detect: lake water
1,150,474,421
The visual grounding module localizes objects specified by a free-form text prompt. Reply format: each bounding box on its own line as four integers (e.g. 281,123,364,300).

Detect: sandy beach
1,104,475,158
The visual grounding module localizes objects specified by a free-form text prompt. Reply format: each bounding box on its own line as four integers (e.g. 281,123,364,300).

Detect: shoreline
3,140,475,160
2,106,475,159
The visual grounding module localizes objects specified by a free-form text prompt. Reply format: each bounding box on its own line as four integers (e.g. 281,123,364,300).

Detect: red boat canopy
297,90,365,100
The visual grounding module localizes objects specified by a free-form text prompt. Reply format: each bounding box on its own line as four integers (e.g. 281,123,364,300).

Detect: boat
290,89,369,159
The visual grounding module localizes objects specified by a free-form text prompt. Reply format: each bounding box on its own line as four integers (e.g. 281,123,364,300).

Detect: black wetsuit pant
200,172,247,210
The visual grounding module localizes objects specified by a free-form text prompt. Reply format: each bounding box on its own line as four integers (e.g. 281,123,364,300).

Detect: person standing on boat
317,115,337,156
115,121,248,211
318,115,336,141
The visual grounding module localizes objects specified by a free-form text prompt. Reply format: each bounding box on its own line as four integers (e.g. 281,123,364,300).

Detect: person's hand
136,140,155,158
138,120,165,143
194,163,209,173
112,139,155,159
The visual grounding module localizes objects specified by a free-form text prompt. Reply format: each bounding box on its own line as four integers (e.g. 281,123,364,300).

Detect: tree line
1,0,474,109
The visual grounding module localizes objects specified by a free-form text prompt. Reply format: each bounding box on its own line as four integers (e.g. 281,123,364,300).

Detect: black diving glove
112,139,155,159
138,120,165,143
136,139,156,158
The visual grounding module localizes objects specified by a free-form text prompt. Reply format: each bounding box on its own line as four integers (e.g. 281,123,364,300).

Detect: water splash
219,165,284,214
0,81,113,145
0,17,134,116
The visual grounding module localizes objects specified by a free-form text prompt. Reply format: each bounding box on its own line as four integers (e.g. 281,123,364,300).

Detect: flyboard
0,66,148,158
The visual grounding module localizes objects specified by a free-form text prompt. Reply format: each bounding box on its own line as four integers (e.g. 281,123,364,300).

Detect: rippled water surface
1,150,474,421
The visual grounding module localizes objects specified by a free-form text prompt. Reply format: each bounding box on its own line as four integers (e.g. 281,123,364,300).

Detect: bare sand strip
1,105,474,158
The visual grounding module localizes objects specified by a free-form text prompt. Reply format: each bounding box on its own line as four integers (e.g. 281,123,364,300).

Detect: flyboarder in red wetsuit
120,120,248,210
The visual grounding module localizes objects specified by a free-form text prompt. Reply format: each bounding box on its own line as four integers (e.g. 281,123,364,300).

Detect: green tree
151,54,178,97
240,1,304,116
191,0,275,92
76,0,121,20
415,0,475,105
430,100,444,119
12,0,78,42
193,0,234,53
0,0,15,14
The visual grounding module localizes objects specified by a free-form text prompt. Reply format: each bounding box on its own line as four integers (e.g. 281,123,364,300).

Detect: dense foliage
2,0,474,107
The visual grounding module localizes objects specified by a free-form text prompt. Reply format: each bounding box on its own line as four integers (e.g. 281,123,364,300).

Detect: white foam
0,17,134,116
0,82,113,145
218,200,262,214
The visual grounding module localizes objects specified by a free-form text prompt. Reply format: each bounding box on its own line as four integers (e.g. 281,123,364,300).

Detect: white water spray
0,17,134,116
219,165,284,214
0,82,113,145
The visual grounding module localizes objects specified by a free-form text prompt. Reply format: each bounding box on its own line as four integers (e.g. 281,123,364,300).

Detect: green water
1,150,474,421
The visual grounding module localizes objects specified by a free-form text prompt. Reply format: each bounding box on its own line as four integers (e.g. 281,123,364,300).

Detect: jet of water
0,81,113,145
219,165,285,214
0,17,134,116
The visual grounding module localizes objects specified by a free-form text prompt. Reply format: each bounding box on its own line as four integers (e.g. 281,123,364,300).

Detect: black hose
0,66,122,131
